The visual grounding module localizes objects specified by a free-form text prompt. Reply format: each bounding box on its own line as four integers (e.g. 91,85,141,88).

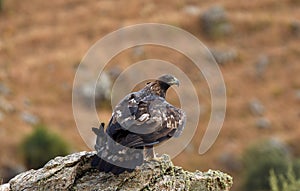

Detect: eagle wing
92,82,186,174
110,93,186,147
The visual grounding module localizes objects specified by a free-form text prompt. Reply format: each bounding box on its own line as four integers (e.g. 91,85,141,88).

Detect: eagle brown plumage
91,74,186,175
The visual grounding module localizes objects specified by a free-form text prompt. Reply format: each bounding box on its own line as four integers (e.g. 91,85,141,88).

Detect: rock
20,111,40,125
76,72,112,108
249,99,265,116
290,20,300,37
0,184,9,191
23,98,32,108
0,164,26,183
255,55,269,78
0,83,11,96
218,151,242,172
210,48,237,65
0,97,14,113
183,5,201,16
267,137,290,156
200,5,232,38
108,66,122,80
255,117,271,129
132,46,145,58
1,151,233,191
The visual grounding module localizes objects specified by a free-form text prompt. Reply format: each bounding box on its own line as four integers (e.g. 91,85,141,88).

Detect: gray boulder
76,72,112,108
0,97,14,113
1,151,233,191
20,111,40,125
249,99,265,116
183,5,201,16
200,5,232,38
218,151,242,172
290,20,300,37
0,164,26,184
210,48,237,65
255,117,271,129
255,55,269,78
0,83,11,96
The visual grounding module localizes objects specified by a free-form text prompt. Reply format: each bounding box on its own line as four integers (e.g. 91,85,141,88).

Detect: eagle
91,74,186,175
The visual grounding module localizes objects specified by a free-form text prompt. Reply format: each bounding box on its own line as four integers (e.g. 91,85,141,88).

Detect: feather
91,74,186,175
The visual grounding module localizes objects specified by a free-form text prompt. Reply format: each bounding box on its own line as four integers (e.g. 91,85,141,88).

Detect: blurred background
0,0,299,190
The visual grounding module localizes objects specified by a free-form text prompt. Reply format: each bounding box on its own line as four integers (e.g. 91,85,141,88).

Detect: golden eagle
91,74,186,175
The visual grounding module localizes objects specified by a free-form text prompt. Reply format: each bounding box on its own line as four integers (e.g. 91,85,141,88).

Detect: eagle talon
149,156,160,162
144,146,157,160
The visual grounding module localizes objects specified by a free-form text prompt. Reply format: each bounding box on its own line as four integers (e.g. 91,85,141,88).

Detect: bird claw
149,156,160,162
144,146,159,161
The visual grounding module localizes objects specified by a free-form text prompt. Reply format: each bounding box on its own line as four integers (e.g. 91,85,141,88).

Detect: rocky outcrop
200,5,232,38
0,151,233,191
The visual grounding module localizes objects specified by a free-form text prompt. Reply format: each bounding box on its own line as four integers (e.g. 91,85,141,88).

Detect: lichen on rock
0,151,233,191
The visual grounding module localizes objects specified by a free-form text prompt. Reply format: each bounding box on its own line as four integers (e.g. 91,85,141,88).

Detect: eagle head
149,74,180,98
157,74,180,87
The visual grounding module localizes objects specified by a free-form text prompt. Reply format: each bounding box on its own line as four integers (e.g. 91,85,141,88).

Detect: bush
269,166,300,191
242,139,290,191
0,0,3,12
291,158,300,178
20,124,70,169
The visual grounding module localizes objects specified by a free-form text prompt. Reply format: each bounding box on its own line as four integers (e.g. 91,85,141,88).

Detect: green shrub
269,166,300,191
20,124,70,169
242,139,290,191
0,0,3,12
291,158,300,178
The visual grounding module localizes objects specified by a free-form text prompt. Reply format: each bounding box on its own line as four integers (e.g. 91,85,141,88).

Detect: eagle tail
91,155,134,175
91,123,143,175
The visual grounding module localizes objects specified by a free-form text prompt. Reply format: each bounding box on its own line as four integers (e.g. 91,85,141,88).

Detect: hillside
0,0,299,190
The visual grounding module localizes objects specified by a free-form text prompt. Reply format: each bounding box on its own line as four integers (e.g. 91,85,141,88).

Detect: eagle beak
171,78,180,87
